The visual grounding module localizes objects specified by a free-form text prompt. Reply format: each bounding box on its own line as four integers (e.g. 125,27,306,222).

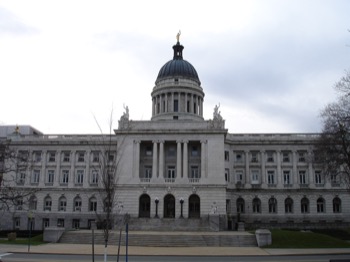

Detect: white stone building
1,40,349,231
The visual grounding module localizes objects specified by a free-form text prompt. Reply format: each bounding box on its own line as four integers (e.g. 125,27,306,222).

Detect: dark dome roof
155,42,201,85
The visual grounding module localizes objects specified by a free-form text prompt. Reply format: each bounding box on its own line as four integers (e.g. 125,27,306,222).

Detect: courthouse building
1,39,349,231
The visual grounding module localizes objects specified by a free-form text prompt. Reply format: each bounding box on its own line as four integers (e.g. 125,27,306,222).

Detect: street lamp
155,197,159,218
179,198,184,218
27,211,34,252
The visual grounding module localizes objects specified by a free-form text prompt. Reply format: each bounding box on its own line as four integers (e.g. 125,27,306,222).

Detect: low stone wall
255,229,272,247
43,227,65,243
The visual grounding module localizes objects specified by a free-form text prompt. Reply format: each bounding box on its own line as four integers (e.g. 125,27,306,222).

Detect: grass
0,234,44,245
266,229,350,248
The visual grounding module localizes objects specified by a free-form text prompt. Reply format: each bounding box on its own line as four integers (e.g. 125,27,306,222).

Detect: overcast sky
0,0,349,134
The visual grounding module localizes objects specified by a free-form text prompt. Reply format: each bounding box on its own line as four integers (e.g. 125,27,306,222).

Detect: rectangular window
17,172,26,184
14,217,21,229
57,219,65,227
48,151,56,162
224,151,229,161
315,170,323,185
145,146,152,156
225,168,230,182
235,152,243,162
46,170,54,184
235,170,244,182
190,166,200,179
107,152,115,162
168,146,176,157
31,170,40,184
77,151,85,162
298,151,306,162
33,151,42,162
266,151,274,162
144,166,152,178
267,170,275,184
299,170,307,184
91,170,99,184
251,152,259,163
251,170,260,184
283,170,291,185
174,99,178,112
76,170,84,184
43,218,50,228
282,151,290,162
72,219,80,229
92,151,100,162
166,166,176,179
61,170,69,184
62,152,70,162
191,146,199,157
59,200,66,211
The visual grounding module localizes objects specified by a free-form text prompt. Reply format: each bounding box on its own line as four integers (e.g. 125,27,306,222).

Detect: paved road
2,253,350,262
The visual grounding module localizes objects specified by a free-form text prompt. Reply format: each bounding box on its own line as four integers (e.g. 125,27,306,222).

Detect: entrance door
139,194,151,218
164,194,175,218
189,194,200,218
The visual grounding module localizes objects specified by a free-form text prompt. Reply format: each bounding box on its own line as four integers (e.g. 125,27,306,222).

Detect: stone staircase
59,230,257,247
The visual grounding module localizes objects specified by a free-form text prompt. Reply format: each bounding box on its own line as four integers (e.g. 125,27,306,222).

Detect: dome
155,42,201,85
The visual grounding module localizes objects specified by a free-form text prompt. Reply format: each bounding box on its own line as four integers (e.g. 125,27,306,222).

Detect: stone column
165,93,168,113
245,150,250,184
176,141,182,179
201,140,207,178
152,97,155,116
308,150,313,186
292,150,297,186
190,94,194,113
276,150,282,188
183,141,188,179
261,150,265,185
134,141,140,178
159,141,164,179
152,141,158,179
171,92,174,113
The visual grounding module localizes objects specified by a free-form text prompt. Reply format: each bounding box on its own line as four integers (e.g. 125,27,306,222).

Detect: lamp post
155,197,159,218
180,198,184,218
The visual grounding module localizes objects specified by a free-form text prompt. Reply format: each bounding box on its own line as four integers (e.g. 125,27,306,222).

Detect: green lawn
266,229,350,248
0,234,44,245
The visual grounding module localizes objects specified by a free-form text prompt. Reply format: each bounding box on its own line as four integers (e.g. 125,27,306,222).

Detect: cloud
0,7,38,36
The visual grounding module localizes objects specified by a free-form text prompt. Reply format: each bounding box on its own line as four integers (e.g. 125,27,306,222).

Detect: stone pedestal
43,227,65,243
255,229,272,247
209,214,220,231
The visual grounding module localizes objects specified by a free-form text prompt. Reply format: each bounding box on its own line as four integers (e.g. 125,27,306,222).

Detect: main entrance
164,194,175,218
139,194,151,218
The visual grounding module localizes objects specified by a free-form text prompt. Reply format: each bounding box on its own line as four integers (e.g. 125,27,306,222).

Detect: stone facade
1,40,349,232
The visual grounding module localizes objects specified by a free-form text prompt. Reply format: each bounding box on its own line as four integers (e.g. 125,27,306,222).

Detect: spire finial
176,30,181,43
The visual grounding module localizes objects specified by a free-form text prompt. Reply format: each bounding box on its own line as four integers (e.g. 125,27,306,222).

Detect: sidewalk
2,243,350,256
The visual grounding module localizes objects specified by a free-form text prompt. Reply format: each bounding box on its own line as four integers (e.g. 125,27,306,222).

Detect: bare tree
92,108,128,262
315,71,350,190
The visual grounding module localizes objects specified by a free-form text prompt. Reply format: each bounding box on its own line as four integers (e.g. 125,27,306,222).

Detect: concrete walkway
2,243,350,257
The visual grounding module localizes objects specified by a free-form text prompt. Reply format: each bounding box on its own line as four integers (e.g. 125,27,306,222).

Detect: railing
165,178,175,183
189,178,200,183
140,178,151,183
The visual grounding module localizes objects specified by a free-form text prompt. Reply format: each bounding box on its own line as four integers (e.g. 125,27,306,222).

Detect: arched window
252,197,261,213
89,197,97,212
44,196,52,211
236,197,245,213
301,197,309,213
58,196,67,211
284,197,293,213
268,197,277,213
139,194,151,218
74,196,82,212
317,197,325,213
333,197,341,213
189,194,200,218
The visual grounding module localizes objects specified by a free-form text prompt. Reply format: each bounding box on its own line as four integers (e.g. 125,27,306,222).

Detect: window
235,170,244,183
29,196,37,210
46,170,54,184
61,170,69,184
191,166,200,179
17,172,26,184
224,168,230,182
282,151,290,162
168,146,176,157
74,197,82,211
298,151,306,162
107,152,115,162
191,146,199,157
90,170,99,184
252,198,261,213
31,170,40,184
48,151,56,162
236,198,245,213
57,219,65,227
89,197,97,212
144,166,152,179
62,152,70,162
77,151,85,162
299,170,307,185
59,197,67,211
266,151,274,162
301,197,309,213
235,152,243,162
331,173,339,186
251,151,259,163
44,196,52,211
315,170,323,185
267,170,275,185
174,99,178,112
224,151,229,161
251,170,260,184
166,166,176,179
268,197,277,213
14,217,21,229
92,151,100,162
72,219,80,229
283,170,291,185
285,198,293,213
145,146,152,156
18,150,28,162
333,197,341,213
16,198,23,210
33,151,42,162
317,198,325,213
76,170,84,184
43,218,50,228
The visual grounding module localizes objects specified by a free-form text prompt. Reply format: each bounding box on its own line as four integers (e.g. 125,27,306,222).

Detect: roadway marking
0,252,13,258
